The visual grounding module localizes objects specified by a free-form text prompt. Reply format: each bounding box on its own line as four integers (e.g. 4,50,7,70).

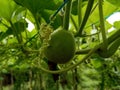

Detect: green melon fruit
44,29,76,64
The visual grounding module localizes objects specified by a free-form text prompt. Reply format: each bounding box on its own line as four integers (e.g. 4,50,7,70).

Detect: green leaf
0,77,4,80
71,0,87,15
85,1,117,29
0,21,28,41
41,10,63,29
106,0,120,7
91,57,103,69
0,0,18,20
14,0,62,15
0,19,9,32
105,20,112,31
1,69,8,73
113,21,120,29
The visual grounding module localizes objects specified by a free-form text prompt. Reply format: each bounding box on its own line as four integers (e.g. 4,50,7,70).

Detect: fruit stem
63,0,72,30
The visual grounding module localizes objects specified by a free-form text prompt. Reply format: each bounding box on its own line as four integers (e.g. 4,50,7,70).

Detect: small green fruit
44,29,76,64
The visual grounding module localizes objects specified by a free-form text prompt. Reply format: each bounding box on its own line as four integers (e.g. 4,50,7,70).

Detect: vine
98,0,108,51
78,0,82,27
49,0,69,23
76,0,94,36
63,0,72,30
9,21,23,44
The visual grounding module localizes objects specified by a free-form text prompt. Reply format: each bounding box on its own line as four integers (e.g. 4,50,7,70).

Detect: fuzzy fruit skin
44,29,76,64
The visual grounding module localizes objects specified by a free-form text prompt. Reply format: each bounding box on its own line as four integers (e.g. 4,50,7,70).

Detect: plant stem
76,0,94,36
70,15,78,31
100,65,105,90
50,0,69,22
9,21,22,44
76,48,91,54
75,29,120,54
29,69,33,90
107,29,120,44
34,14,40,30
63,0,72,30
98,0,108,51
78,0,82,27
0,73,3,90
